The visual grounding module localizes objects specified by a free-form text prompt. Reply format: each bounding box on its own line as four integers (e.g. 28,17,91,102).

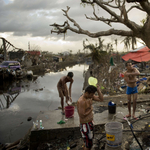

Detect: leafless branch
50,6,134,37
49,0,150,48
85,6,118,27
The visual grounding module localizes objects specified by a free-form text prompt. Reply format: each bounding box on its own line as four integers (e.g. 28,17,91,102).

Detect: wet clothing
80,121,94,148
126,86,138,95
77,95,93,124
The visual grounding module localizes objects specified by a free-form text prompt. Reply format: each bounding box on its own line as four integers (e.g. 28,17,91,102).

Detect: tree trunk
141,16,150,48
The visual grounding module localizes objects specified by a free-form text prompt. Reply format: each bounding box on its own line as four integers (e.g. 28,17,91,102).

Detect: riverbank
0,60,79,80
0,64,87,148
1,61,150,149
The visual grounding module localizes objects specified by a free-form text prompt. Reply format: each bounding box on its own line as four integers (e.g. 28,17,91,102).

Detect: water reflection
0,64,89,144
0,64,88,111
0,80,27,110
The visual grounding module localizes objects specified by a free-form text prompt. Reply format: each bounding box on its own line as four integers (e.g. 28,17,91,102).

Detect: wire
123,116,143,150
114,112,144,149
129,124,143,150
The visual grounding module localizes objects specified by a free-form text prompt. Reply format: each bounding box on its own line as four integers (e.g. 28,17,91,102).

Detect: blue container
108,101,116,114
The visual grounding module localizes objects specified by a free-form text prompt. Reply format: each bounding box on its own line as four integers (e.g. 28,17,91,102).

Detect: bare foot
126,114,131,118
132,115,138,120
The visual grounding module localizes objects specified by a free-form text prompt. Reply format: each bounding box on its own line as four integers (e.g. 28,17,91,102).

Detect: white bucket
105,122,123,148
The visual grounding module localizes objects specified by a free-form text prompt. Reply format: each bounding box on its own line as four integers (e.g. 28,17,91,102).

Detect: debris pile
83,62,150,96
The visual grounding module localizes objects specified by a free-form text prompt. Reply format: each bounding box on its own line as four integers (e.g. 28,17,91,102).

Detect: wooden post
2,38,7,61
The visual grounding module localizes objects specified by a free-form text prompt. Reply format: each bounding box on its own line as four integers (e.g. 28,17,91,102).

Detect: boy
57,72,74,114
77,85,103,150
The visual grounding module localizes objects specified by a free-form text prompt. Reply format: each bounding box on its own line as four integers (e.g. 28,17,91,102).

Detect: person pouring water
77,84,104,150
77,76,103,150
57,72,74,115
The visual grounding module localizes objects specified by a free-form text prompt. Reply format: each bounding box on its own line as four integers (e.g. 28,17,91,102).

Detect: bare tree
50,0,150,48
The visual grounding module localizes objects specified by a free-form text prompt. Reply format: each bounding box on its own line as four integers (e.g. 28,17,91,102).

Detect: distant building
9,50,25,60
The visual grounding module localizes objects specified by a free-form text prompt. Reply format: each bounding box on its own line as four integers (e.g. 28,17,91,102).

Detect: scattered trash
40,120,44,129
119,73,124,78
130,138,142,150
27,117,32,121
70,143,77,149
57,120,65,124
119,87,124,91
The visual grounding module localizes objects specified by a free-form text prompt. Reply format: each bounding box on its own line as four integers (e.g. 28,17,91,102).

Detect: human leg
126,94,131,117
64,85,69,104
60,96,65,114
132,93,138,118
57,86,65,114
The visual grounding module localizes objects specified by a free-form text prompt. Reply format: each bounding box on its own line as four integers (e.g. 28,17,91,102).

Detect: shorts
126,86,138,95
80,121,94,148
57,86,65,97
57,85,68,98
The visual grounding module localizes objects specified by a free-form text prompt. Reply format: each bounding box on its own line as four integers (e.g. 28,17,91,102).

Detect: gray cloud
1,0,113,38
0,0,146,53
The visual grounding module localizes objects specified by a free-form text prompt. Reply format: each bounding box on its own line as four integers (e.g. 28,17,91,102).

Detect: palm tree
98,38,105,51
83,38,107,64
121,36,137,51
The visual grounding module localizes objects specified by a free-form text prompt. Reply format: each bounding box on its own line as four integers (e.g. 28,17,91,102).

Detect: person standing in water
57,72,74,115
124,62,140,119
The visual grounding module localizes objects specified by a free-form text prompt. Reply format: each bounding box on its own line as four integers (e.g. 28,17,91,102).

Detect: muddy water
0,64,88,144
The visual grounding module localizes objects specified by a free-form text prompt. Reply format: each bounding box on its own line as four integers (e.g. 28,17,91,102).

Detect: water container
105,122,123,148
108,101,116,114
65,106,75,118
108,104,116,114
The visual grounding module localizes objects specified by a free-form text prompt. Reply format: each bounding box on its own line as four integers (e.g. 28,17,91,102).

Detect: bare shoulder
78,96,85,104
61,76,67,80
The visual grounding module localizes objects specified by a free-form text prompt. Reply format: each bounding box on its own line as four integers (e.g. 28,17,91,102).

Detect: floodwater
0,64,89,144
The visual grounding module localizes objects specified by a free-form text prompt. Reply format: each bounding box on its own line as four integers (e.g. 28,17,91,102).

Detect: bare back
57,76,73,88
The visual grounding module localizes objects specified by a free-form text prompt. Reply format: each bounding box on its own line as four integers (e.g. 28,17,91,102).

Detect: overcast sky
0,0,145,54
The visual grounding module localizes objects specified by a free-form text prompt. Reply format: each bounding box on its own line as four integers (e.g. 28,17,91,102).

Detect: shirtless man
124,62,140,119
77,85,103,150
57,72,74,114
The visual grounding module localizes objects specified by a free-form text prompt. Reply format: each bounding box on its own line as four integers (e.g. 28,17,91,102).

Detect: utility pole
28,42,30,51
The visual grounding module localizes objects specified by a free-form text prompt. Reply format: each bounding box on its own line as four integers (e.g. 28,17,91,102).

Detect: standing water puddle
0,64,88,144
